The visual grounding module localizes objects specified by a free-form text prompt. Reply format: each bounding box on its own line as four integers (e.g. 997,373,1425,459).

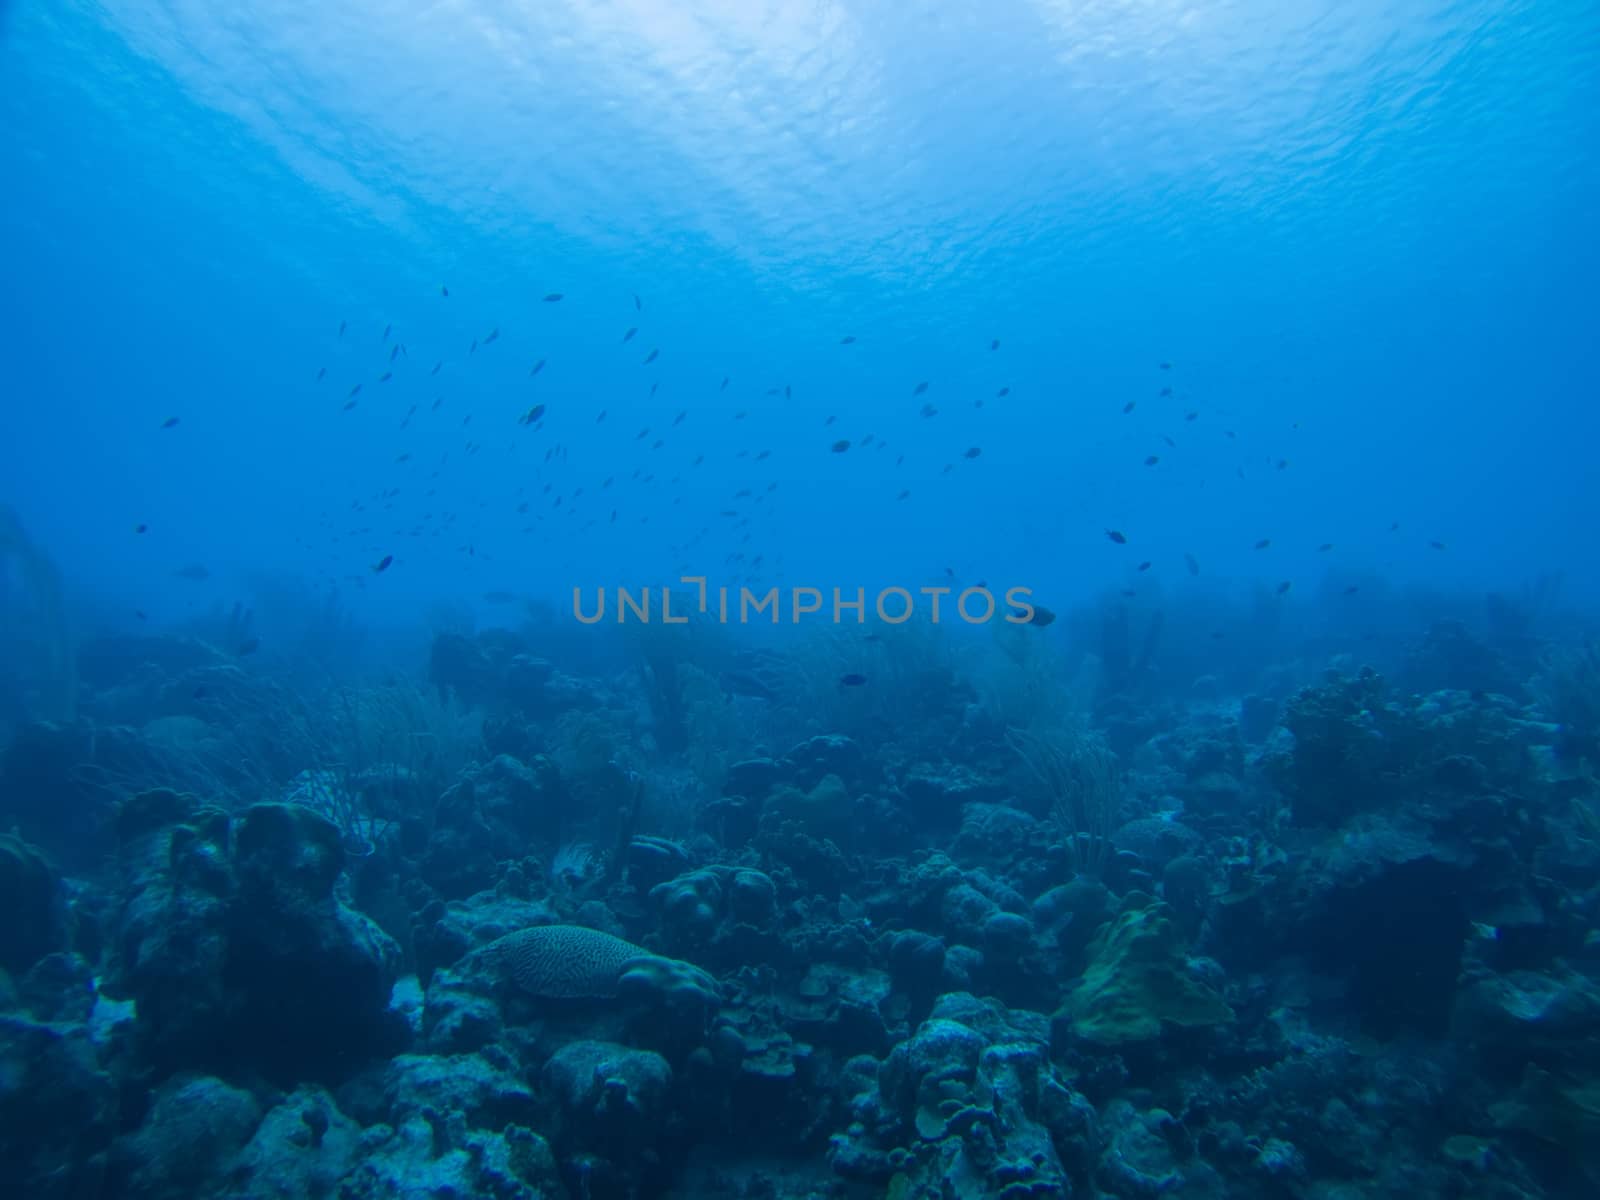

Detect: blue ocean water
2,2,1600,1198
3,0,1596,631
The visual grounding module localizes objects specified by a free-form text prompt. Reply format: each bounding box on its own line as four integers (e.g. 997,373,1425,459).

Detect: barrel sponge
485,924,718,1008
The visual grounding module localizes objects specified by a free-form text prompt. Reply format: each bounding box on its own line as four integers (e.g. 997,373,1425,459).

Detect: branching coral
0,505,75,722
1534,639,1600,763
1006,722,1120,877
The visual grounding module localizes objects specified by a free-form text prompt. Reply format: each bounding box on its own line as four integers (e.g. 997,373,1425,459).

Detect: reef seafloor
3,602,1600,1200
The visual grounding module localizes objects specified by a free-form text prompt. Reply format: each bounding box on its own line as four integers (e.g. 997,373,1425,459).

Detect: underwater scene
2,0,1598,1197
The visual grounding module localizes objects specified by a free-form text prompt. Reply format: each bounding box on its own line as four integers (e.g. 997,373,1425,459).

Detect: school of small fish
140,282,1454,655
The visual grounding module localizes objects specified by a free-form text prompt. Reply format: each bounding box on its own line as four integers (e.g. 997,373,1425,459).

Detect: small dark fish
343,400,357,411
633,293,642,310
920,404,938,418
347,384,362,399
529,359,546,376
1161,435,1176,447
483,329,499,345
643,349,659,365
1144,455,1159,466
1138,561,1151,571
520,403,547,425
1254,539,1271,550
622,327,637,342
383,324,392,341
840,335,856,344
1275,581,1292,595
1344,585,1361,595
1429,540,1447,550
997,387,1010,397
1184,411,1198,421
673,411,686,426
316,367,326,381
237,637,260,656
897,489,910,500
963,447,982,459
378,372,392,383
1025,605,1056,627
839,673,868,687
1123,401,1136,414
913,381,929,396
1318,543,1333,552
720,376,730,390
372,554,394,573
441,285,449,297
1106,529,1127,544
338,320,346,336
135,610,147,621
990,339,1000,351
431,362,442,375
1184,553,1200,575
785,385,792,400
390,344,400,361
1159,386,1172,397
160,416,181,429
1390,521,1401,531
1159,361,1172,369
134,523,148,534
1276,459,1289,470
543,293,563,302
